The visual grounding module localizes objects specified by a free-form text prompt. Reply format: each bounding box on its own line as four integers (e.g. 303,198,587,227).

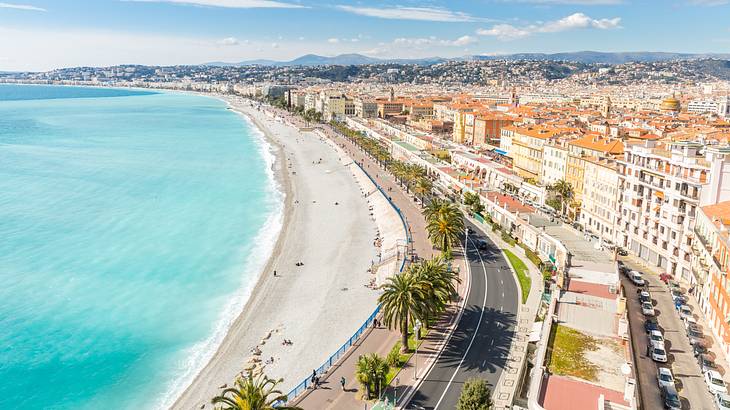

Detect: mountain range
206,51,730,67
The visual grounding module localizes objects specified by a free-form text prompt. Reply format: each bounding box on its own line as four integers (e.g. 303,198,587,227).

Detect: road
406,219,520,409
619,257,715,410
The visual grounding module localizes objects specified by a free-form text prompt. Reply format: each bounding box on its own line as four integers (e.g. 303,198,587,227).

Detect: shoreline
171,96,386,409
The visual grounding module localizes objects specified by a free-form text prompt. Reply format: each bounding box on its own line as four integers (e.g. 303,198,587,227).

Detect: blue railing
282,131,411,404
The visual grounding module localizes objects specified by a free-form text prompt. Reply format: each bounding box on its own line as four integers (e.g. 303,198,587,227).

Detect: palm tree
211,373,301,410
355,353,390,399
549,179,574,219
413,177,433,204
412,257,460,329
423,201,465,252
378,269,426,352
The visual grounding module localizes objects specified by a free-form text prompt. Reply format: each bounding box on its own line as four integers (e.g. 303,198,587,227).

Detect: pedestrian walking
340,376,346,391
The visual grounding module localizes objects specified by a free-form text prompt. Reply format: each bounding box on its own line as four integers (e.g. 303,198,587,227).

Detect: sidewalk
466,215,544,409
289,120,455,409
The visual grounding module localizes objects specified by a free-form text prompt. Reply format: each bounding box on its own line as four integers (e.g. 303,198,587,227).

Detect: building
566,135,624,213
354,98,378,118
580,157,621,244
541,139,570,187
473,114,515,147
618,141,730,283
692,201,730,363
510,126,559,180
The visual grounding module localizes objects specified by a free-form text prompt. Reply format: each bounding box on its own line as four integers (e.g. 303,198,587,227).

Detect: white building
581,157,621,245
541,141,569,187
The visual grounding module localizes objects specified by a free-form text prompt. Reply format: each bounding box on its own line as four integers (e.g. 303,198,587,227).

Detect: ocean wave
156,107,285,410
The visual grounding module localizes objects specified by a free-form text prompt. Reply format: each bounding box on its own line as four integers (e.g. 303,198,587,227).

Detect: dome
660,94,681,112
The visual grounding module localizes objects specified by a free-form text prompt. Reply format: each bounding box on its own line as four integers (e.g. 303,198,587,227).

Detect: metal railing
282,128,411,404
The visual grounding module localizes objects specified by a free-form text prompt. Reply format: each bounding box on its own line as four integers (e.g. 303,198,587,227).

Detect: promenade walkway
288,121,464,409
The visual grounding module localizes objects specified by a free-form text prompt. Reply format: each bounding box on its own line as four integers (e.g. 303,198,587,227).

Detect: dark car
645,318,660,334
698,354,718,374
661,385,681,409
617,247,629,256
694,342,709,357
475,239,488,250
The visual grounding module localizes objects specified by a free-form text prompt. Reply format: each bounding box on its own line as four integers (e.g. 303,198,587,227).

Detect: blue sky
0,0,728,71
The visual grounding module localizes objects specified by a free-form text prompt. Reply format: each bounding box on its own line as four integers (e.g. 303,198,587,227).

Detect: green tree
412,257,460,328
463,191,485,215
378,270,426,352
211,373,301,410
355,353,390,400
456,378,493,410
414,177,433,204
548,179,574,219
424,201,465,252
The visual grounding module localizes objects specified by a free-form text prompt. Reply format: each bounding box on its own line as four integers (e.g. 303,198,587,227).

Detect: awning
495,149,508,156
655,191,664,199
529,321,543,342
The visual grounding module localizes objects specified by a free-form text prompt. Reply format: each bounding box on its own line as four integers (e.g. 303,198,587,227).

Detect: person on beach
340,376,346,391
273,270,277,277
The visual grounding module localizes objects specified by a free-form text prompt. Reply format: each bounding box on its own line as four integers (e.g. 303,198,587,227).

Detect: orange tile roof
569,135,624,155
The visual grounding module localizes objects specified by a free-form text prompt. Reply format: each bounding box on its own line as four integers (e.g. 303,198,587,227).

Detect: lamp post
414,319,422,380
395,377,400,406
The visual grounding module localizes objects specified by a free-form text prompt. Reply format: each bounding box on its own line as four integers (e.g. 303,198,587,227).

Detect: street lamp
414,319,422,380
395,377,400,406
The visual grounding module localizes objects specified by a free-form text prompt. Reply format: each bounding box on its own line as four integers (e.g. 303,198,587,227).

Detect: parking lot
620,256,717,409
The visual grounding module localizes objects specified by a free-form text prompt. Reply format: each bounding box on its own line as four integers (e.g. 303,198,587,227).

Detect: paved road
406,219,520,409
620,257,715,410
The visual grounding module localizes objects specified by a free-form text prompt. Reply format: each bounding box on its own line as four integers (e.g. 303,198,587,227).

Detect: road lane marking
433,235,489,410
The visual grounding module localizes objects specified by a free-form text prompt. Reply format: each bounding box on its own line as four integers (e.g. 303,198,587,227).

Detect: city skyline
1,0,730,71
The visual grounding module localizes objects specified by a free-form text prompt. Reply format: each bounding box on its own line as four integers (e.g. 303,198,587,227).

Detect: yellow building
510,126,558,180
566,135,624,212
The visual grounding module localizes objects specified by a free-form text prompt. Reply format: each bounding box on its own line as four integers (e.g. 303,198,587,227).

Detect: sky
0,0,729,71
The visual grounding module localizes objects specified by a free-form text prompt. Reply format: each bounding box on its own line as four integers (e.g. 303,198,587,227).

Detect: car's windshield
721,397,730,407
712,377,724,386
660,373,672,381
654,348,665,355
651,334,662,341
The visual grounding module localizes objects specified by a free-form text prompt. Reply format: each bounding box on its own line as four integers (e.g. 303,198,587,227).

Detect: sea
0,84,283,409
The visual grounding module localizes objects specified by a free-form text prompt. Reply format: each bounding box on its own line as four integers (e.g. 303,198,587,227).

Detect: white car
649,330,665,344
650,341,668,363
705,370,728,395
642,302,655,316
717,392,730,410
630,271,645,286
657,367,675,389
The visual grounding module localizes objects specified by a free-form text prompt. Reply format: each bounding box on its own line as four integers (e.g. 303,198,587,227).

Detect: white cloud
335,5,492,22
124,0,305,9
327,37,339,43
217,37,239,45
0,2,46,11
477,12,621,40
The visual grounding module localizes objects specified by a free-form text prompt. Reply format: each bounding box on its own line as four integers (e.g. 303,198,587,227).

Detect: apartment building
473,114,515,147
322,93,346,121
692,201,730,362
566,135,624,210
618,142,730,282
580,157,621,244
354,98,378,118
510,126,559,180
541,139,569,187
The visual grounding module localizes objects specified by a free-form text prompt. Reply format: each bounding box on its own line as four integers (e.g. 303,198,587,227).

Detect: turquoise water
0,85,281,409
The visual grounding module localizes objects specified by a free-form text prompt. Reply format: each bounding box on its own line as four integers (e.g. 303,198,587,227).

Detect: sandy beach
171,96,405,409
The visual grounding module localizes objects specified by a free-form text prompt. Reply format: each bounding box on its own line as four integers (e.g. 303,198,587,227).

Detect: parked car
649,329,665,344
679,305,693,320
706,370,729,394
660,385,681,410
642,302,656,316
639,290,652,304
688,326,704,345
671,288,686,304
694,342,709,357
684,316,698,331
651,341,668,363
698,354,718,374
657,367,675,389
716,392,730,410
630,271,645,286
617,247,629,256
645,318,660,334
